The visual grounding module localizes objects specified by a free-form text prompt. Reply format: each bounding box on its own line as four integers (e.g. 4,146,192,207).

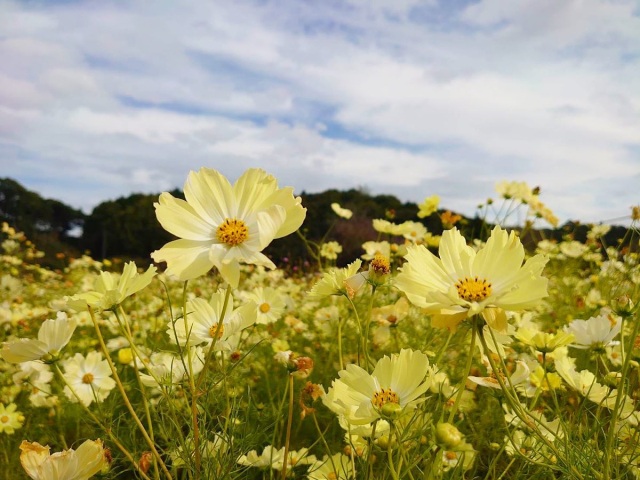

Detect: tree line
0,177,632,271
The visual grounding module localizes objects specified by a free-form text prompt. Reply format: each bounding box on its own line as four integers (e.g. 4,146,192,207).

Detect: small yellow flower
65,261,156,312
308,259,363,299
331,203,353,219
515,328,574,354
417,195,440,218
0,403,24,434
320,241,343,260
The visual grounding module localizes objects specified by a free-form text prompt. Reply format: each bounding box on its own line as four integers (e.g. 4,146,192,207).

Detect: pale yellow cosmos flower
395,226,548,332
331,202,353,219
323,349,433,425
417,194,440,218
20,439,107,480
65,261,156,312
1,312,77,364
151,168,306,287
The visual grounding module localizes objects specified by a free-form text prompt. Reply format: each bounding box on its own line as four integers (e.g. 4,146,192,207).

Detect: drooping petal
19,441,50,479
72,439,107,480
1,339,48,363
151,239,213,281
255,205,287,250
38,317,77,352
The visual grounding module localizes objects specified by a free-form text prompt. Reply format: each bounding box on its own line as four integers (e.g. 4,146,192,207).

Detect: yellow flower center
372,387,399,409
455,276,492,302
370,254,391,275
82,373,94,384
259,302,271,313
1,415,8,423
216,218,248,246
209,323,224,339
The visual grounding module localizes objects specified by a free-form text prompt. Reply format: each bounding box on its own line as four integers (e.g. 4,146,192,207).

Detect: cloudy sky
1,0,639,226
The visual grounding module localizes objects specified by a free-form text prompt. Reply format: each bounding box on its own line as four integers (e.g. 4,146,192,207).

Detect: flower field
1,169,639,479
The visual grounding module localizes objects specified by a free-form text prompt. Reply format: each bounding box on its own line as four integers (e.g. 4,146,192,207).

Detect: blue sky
1,0,639,225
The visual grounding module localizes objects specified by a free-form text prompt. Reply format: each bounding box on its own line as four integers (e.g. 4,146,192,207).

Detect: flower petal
155,192,216,241
151,239,213,281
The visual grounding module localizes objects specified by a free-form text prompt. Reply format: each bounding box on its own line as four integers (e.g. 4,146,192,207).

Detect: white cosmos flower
237,445,316,473
62,351,116,407
151,168,306,287
1,312,76,364
139,347,205,389
169,291,256,349
395,226,548,332
307,453,353,480
564,313,621,350
554,356,637,425
323,349,432,425
245,286,287,325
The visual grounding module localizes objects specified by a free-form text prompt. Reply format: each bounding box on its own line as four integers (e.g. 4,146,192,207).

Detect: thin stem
478,326,586,480
116,306,160,480
604,310,640,479
337,314,345,371
281,374,295,480
345,295,367,370
447,321,477,423
87,307,173,480
386,426,400,480
53,364,153,480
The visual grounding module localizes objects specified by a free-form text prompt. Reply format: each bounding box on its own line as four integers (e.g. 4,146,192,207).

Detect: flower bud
380,402,403,420
118,348,133,365
435,422,463,449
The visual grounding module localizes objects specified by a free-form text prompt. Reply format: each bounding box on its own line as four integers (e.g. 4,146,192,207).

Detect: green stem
604,310,640,479
116,306,160,480
53,364,153,480
346,295,367,370
447,320,477,423
87,307,173,480
386,426,400,480
337,315,345,371
281,374,295,480
479,326,586,480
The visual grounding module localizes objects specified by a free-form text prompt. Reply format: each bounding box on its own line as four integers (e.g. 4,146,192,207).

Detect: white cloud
0,0,638,226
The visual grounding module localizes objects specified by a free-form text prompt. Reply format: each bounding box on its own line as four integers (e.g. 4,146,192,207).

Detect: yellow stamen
82,373,94,384
209,323,225,339
1,415,8,423
216,218,248,246
372,387,399,409
455,276,492,302
370,254,390,276
259,302,271,313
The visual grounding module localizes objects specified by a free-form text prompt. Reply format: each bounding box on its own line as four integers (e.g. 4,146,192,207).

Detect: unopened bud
118,348,133,365
138,451,152,474
380,402,403,420
435,422,463,449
